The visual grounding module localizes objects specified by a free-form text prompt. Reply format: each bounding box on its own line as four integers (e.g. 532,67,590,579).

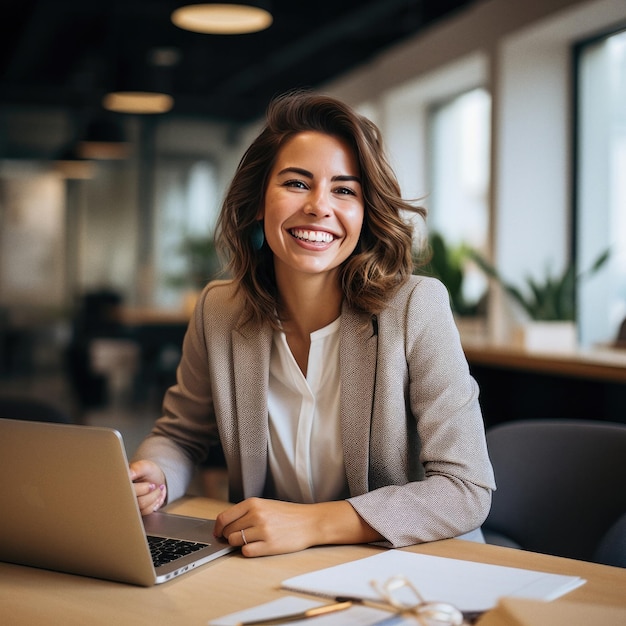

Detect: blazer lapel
231,306,377,500
339,307,378,496
232,314,273,499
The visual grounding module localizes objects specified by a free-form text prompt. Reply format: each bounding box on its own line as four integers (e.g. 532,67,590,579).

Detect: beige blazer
134,275,495,547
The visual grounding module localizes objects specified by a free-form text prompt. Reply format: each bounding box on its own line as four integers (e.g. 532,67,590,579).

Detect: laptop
0,417,234,586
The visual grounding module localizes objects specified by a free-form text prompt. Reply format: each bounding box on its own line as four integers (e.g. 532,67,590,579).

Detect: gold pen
236,600,353,626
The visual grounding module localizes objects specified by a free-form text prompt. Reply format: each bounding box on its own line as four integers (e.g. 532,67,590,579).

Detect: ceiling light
171,3,273,35
102,91,174,115
54,145,95,180
102,47,176,115
77,117,131,160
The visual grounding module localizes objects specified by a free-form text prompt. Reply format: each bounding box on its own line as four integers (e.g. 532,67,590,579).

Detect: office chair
482,419,626,565
593,511,626,568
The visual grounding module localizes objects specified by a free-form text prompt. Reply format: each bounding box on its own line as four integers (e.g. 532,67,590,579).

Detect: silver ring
240,529,248,545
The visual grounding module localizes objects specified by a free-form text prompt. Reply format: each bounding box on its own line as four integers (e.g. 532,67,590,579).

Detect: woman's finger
135,482,166,515
213,500,250,537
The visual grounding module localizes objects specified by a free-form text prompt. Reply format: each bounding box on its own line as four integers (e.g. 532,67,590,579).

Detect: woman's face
259,131,364,282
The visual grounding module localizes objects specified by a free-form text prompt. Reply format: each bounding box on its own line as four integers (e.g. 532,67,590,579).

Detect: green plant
468,248,610,321
415,232,481,317
166,235,221,290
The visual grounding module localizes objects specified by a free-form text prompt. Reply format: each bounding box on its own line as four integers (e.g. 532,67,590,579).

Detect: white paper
281,550,586,612
208,595,410,626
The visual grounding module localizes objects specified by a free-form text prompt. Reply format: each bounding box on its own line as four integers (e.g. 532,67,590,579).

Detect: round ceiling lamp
171,3,273,35
102,91,174,115
102,46,178,115
77,117,131,159
54,145,95,180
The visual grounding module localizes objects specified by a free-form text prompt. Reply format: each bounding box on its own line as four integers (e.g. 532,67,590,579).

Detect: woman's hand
129,460,167,516
213,497,382,557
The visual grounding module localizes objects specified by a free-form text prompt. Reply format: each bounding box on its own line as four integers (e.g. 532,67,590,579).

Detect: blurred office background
1,0,625,457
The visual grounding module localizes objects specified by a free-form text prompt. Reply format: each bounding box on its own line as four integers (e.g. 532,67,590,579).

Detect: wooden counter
463,342,626,384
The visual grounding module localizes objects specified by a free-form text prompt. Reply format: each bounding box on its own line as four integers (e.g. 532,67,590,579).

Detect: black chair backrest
484,419,626,563
593,511,626,568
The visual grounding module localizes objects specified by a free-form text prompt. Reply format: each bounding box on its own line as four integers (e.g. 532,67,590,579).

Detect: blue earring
251,220,265,251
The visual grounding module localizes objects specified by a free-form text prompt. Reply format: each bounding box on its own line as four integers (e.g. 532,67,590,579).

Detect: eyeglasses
370,575,480,625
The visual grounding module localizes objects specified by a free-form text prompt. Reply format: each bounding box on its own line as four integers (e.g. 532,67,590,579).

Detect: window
0,163,66,308
152,158,219,308
576,27,626,347
427,87,491,313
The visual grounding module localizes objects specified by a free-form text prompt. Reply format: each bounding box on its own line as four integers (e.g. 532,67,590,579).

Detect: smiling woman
130,90,496,559
260,132,364,297
216,91,423,325
256,131,366,374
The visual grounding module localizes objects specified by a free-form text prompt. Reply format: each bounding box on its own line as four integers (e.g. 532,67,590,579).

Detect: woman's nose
304,188,332,217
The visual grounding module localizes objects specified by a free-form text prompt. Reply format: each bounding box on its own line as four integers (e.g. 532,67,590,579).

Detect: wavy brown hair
215,89,425,325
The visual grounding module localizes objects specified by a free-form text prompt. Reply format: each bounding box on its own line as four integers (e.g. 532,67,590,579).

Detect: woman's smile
289,228,335,245
259,131,364,280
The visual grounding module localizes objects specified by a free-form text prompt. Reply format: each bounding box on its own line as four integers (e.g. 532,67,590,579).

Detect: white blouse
267,317,349,504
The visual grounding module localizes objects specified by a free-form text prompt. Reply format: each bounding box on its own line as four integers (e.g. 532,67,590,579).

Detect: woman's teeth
291,229,334,243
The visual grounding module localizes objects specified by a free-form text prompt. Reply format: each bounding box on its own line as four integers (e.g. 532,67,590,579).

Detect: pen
236,600,353,626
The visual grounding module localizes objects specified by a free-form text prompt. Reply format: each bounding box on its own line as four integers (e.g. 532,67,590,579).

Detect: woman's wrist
310,501,382,546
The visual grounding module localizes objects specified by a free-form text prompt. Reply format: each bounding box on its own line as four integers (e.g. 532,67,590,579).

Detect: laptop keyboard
147,535,210,567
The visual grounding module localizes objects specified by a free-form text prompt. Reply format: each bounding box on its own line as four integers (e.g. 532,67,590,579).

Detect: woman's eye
334,186,357,196
283,179,308,189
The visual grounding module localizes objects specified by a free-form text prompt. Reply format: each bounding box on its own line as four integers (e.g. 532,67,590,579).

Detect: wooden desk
1,497,625,626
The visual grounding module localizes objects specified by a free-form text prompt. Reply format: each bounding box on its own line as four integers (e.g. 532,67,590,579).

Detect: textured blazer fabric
134,275,495,548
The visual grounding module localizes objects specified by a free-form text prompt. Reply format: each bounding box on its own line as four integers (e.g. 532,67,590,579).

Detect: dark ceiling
0,0,476,124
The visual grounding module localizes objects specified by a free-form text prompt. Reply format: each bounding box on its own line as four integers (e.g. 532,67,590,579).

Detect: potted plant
468,248,610,351
415,232,483,317
166,235,222,314
415,232,488,341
